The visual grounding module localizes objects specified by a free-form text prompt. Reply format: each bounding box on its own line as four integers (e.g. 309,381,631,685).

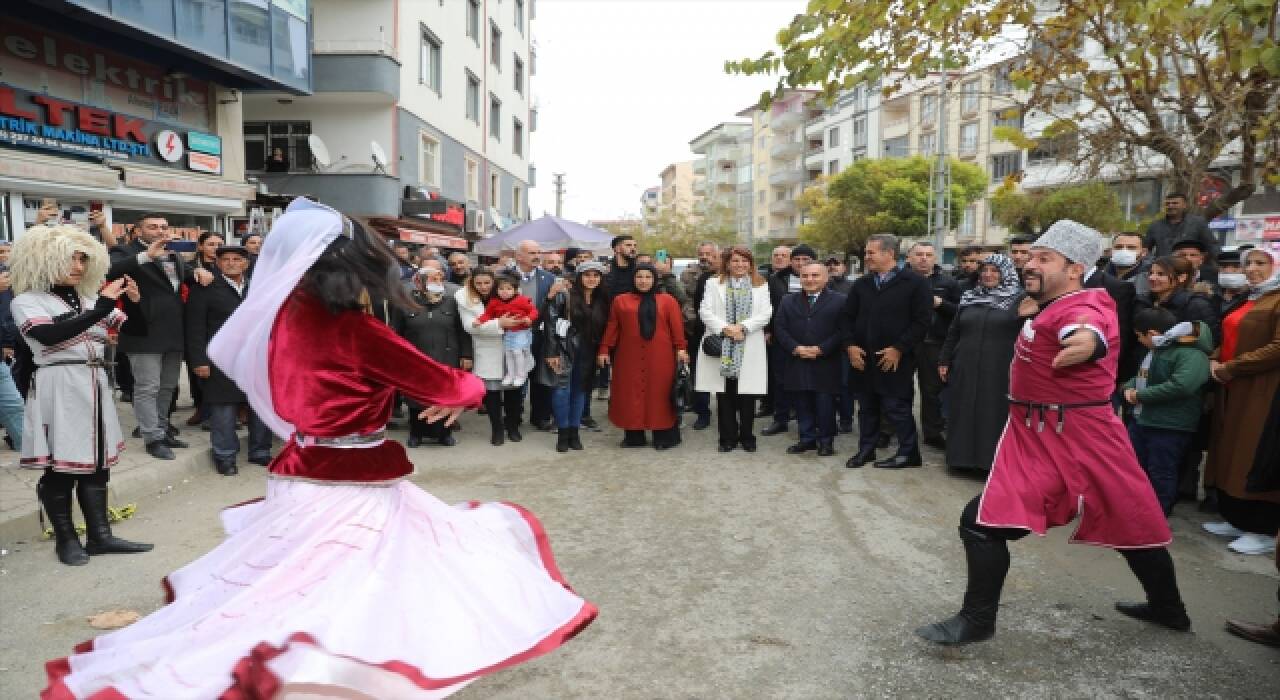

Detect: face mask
425,283,445,294
1110,249,1138,267
1218,273,1247,290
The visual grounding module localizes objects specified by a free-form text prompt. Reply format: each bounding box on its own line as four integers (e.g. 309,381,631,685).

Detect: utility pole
552,173,565,217
926,61,952,256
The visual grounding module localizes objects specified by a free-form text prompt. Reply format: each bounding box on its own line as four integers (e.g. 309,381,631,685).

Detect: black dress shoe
439,434,457,447
145,441,175,460
1114,602,1192,632
406,435,422,448
846,449,876,468
754,405,773,418
718,442,735,453
580,416,601,432
166,424,181,437
837,421,853,434
760,421,789,436
506,426,523,442
874,453,923,469
248,454,272,467
214,459,238,476
490,430,505,446
162,435,189,449
923,435,947,449
741,440,757,453
692,415,711,430
786,442,817,454
532,419,554,432
817,444,835,457
876,433,892,449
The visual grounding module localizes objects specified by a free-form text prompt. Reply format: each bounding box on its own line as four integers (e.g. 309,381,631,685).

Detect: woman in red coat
598,264,689,449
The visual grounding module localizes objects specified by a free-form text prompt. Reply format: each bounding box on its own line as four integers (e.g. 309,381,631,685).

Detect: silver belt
294,428,387,449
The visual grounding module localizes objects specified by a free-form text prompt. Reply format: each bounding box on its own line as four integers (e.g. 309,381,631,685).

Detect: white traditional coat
456,287,506,382
695,277,772,395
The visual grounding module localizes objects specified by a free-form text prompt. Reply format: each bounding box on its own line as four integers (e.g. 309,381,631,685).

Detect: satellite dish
308,134,331,170
371,140,389,174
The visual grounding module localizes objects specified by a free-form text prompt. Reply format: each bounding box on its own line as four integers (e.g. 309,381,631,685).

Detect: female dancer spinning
45,199,596,698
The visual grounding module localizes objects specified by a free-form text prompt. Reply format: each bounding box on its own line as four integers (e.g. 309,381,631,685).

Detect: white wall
244,98,394,173
313,0,396,53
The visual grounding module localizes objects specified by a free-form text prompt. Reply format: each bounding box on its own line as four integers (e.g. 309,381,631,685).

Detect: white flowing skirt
45,478,597,699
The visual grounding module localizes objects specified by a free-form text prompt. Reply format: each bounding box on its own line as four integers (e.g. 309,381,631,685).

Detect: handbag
671,360,693,412
701,333,723,357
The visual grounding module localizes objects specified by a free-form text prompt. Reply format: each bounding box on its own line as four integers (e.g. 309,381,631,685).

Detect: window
1027,133,1078,165
244,120,310,171
490,94,502,139
827,126,840,148
827,160,839,176
990,152,1022,180
958,205,976,237
515,0,525,34
960,80,979,114
491,172,501,208
852,84,867,112
883,136,908,158
921,94,938,125
467,0,481,42
920,132,938,156
758,190,766,204
756,163,766,177
465,71,481,123
465,157,479,201
993,63,1016,94
758,216,765,230
775,189,788,202
490,22,501,70
512,185,523,219
420,26,442,94
513,118,524,156
992,107,1022,130
419,132,440,187
513,55,524,94
852,116,867,149
959,122,978,154
758,135,766,149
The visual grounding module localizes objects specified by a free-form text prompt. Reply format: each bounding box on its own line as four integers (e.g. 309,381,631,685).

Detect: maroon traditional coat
599,293,686,430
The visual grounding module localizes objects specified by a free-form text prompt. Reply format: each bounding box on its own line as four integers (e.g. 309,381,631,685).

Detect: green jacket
1123,321,1213,432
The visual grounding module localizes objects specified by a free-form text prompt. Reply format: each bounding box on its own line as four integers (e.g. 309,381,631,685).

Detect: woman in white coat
697,246,773,452
457,269,524,445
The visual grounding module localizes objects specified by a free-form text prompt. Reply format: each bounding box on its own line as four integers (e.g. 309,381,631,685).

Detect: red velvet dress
599,293,687,430
43,290,597,700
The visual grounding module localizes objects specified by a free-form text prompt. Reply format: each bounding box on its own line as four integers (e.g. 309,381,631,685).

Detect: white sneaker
512,376,527,387
1203,521,1247,538
1228,533,1277,556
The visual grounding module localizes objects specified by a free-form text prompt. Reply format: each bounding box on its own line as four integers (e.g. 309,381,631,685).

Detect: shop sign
1208,217,1235,231
155,130,184,162
187,152,223,175
397,228,468,249
0,18,211,130
1265,216,1280,241
123,168,254,201
187,131,222,156
0,152,120,189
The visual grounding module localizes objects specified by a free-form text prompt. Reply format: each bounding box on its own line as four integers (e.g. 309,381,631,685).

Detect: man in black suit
774,263,847,457
514,239,564,432
761,244,816,436
185,245,271,475
906,241,961,449
843,233,932,469
108,214,213,460
1081,261,1139,388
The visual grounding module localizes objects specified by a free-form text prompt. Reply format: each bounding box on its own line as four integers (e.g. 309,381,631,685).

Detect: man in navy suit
774,263,848,457
514,239,564,432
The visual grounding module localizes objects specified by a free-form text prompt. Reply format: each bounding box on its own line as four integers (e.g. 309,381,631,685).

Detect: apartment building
658,160,697,218
640,186,660,220
689,122,752,235
803,84,882,183
243,0,535,246
736,90,822,243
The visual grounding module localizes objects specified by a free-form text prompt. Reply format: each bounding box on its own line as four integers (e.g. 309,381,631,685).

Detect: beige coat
695,278,773,395
1205,288,1280,504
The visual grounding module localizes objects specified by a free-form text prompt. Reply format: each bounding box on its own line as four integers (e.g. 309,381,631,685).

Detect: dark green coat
1124,321,1213,432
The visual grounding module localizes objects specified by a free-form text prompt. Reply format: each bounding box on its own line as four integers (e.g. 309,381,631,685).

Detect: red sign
430,204,465,228
1264,216,1280,241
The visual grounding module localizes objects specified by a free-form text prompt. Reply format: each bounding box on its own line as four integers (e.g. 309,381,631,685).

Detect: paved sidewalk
0,390,229,543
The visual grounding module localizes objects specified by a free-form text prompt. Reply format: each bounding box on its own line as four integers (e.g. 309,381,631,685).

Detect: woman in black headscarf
598,264,689,449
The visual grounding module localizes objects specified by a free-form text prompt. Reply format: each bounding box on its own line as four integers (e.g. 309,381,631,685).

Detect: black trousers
716,379,756,447
529,382,553,426
854,390,919,455
916,342,946,439
791,390,836,445
767,342,791,422
484,388,524,433
1219,493,1280,536
408,408,451,441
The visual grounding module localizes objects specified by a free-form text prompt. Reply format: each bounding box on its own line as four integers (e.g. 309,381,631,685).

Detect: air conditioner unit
465,208,485,234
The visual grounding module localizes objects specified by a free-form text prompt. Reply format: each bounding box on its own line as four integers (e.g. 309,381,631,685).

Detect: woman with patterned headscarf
9,224,148,566
938,253,1030,472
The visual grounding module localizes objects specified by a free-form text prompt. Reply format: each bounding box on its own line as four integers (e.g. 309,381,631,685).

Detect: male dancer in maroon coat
916,220,1191,645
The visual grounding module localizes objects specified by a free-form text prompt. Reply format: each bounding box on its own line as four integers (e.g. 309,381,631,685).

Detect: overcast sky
527,0,805,222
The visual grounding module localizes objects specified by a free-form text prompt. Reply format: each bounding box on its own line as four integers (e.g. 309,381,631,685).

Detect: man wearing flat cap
185,245,272,476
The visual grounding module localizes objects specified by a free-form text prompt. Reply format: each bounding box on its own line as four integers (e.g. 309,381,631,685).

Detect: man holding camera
108,213,214,460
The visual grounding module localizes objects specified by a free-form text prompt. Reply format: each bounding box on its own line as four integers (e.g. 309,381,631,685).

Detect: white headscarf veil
208,198,350,438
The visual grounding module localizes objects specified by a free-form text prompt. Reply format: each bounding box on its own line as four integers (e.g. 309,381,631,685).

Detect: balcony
881,114,910,139
713,171,737,189
804,149,826,170
312,38,401,101
767,227,798,240
770,139,804,159
715,148,741,165
693,160,708,175
255,172,401,217
768,168,805,186
693,179,707,195
769,199,796,215
770,109,805,132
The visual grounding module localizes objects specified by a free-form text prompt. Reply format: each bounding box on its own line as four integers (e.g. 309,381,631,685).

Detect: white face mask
1218,273,1247,290
1110,249,1138,267
425,283,445,294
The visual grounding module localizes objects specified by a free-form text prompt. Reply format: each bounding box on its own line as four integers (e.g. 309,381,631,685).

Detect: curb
0,444,215,545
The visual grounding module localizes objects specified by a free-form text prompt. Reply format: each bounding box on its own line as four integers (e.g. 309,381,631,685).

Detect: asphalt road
2,419,1277,698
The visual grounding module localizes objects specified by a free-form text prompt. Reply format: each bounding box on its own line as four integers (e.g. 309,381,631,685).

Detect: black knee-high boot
568,427,583,451
1116,548,1191,631
484,391,505,446
77,482,153,555
39,477,88,566
916,525,1010,645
